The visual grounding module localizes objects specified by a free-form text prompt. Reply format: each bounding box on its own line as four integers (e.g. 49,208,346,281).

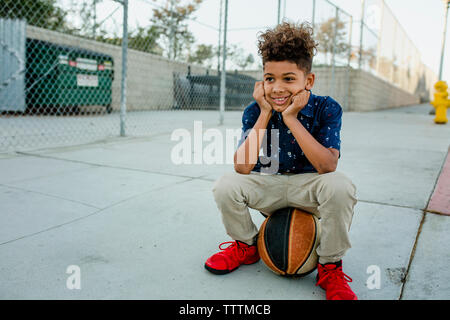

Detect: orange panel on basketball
286,209,316,274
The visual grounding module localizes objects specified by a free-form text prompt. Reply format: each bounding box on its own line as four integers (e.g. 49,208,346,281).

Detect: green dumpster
26,38,114,114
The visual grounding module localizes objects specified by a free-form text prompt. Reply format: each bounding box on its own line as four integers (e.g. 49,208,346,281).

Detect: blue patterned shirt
237,92,342,174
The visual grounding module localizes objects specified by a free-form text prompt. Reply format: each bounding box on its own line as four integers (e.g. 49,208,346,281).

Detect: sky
93,0,450,82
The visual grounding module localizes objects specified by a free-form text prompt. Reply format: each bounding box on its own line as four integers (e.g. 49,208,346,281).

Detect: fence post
358,0,365,69
344,15,353,111
330,7,339,98
312,0,316,27
217,0,223,73
219,0,228,125
277,0,281,24
438,0,450,80
120,0,128,137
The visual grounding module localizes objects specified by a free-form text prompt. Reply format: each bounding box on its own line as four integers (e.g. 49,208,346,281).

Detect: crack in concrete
0,176,196,247
398,148,449,300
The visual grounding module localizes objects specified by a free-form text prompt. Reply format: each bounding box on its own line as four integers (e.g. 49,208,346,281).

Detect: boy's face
263,60,315,112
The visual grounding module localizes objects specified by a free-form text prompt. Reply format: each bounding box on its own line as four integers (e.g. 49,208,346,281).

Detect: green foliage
315,17,349,64
188,44,214,66
150,0,203,60
127,25,163,55
227,44,255,70
0,0,68,31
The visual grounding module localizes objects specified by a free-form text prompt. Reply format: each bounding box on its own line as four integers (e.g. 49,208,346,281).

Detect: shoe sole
204,259,260,275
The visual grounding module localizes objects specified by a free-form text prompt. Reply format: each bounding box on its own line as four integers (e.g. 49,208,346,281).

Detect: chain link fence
0,0,437,153
360,0,436,102
1,0,124,151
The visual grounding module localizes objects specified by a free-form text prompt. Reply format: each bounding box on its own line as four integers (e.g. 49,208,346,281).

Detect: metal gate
0,18,26,112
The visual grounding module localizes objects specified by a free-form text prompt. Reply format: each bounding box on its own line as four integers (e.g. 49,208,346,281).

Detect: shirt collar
298,91,315,118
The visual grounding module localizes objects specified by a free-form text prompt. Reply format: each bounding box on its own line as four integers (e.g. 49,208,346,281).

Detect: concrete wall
27,25,425,113
243,67,422,112
347,68,421,112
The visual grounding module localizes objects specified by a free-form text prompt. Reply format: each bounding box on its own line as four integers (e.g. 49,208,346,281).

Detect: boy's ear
305,73,315,90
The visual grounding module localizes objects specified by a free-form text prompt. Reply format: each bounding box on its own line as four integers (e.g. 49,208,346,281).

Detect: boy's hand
253,81,273,115
282,90,310,120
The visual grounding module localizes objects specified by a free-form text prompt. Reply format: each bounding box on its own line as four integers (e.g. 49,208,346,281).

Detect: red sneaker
316,261,357,300
204,241,260,275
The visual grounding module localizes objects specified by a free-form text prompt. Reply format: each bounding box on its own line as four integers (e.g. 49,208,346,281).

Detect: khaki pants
211,171,357,264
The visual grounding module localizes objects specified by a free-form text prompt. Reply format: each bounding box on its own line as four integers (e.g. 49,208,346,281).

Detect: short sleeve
237,103,260,148
316,99,342,153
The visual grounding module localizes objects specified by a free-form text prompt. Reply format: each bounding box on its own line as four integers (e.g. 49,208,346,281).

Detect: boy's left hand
282,90,310,120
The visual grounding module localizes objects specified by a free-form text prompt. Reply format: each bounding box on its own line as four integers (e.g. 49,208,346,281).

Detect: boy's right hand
253,81,273,114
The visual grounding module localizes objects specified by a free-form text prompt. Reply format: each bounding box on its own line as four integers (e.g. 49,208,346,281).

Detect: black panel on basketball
264,207,292,272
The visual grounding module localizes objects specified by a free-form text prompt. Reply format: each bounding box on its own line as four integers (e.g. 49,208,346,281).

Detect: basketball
257,207,321,276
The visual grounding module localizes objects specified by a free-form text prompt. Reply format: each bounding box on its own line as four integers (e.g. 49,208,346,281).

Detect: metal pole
219,0,228,125
358,0,365,69
277,0,281,24
391,23,397,82
169,0,175,60
347,16,353,68
375,0,384,76
120,0,128,137
312,0,316,27
330,7,339,97
93,0,97,38
439,0,450,80
217,0,223,73
344,15,353,111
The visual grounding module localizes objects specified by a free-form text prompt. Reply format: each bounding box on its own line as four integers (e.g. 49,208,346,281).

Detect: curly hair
257,21,318,73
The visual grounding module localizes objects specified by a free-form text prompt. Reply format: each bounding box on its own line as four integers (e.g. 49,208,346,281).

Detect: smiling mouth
271,96,290,106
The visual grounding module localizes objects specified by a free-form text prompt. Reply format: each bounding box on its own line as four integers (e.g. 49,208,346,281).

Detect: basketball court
1,103,449,300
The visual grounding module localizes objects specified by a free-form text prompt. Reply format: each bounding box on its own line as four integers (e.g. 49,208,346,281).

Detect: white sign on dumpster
76,74,98,87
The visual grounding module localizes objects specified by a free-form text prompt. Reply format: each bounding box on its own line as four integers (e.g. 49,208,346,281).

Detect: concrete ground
0,103,449,300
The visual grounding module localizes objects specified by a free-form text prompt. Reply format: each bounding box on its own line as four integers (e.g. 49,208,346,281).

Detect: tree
229,46,255,70
187,43,257,70
98,25,163,55
150,0,203,60
358,46,377,70
127,25,163,55
315,17,350,65
188,44,214,67
225,44,256,70
64,0,105,38
0,0,68,31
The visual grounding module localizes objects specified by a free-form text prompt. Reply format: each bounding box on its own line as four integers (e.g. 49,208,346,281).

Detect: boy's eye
264,77,274,82
284,77,295,81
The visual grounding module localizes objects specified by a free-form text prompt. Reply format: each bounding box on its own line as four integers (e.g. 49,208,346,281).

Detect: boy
204,22,358,300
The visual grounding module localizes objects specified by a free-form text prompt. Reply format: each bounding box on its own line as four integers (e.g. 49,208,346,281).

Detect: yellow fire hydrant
430,81,450,124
